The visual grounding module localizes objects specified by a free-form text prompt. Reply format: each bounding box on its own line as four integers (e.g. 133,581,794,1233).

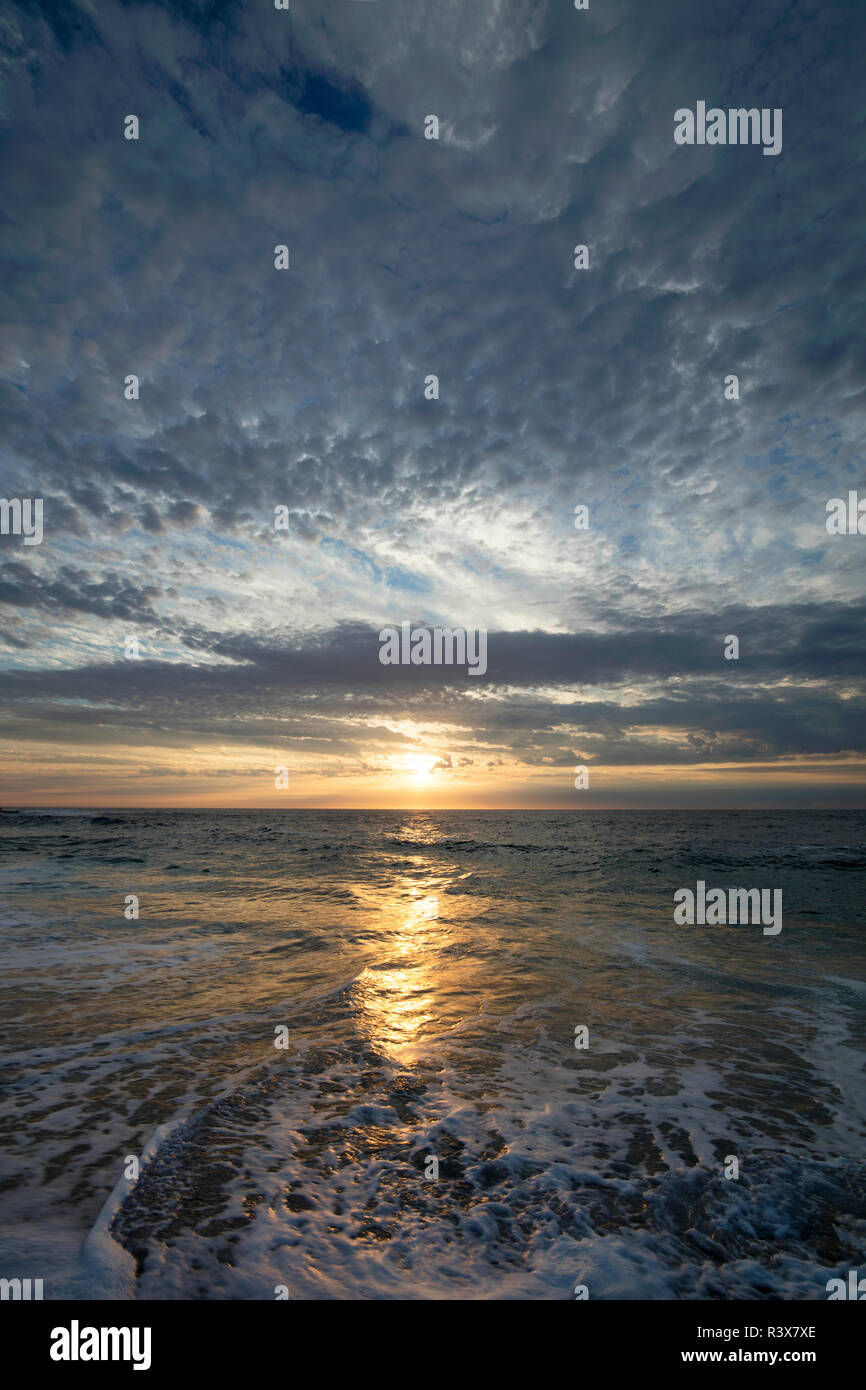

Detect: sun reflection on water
353,881,444,1061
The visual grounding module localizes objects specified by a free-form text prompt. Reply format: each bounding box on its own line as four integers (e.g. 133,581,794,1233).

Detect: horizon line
4,805,866,814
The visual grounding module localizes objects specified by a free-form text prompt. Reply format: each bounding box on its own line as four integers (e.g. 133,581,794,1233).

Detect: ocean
1,809,864,1300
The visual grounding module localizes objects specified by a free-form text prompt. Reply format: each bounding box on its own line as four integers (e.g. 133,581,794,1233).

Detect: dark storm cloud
178,600,866,688
0,561,162,623
0,601,862,766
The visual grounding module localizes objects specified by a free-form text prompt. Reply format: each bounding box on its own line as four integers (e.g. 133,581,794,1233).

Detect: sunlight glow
404,754,437,782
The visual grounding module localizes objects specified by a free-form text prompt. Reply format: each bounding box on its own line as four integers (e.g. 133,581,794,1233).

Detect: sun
404,754,436,781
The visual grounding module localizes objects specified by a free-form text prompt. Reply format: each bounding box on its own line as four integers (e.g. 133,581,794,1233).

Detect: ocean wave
105,1039,866,1300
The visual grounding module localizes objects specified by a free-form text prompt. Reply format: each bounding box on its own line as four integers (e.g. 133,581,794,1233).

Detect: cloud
1,0,864,801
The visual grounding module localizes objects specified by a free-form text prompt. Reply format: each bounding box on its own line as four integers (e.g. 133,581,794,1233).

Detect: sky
0,0,865,809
